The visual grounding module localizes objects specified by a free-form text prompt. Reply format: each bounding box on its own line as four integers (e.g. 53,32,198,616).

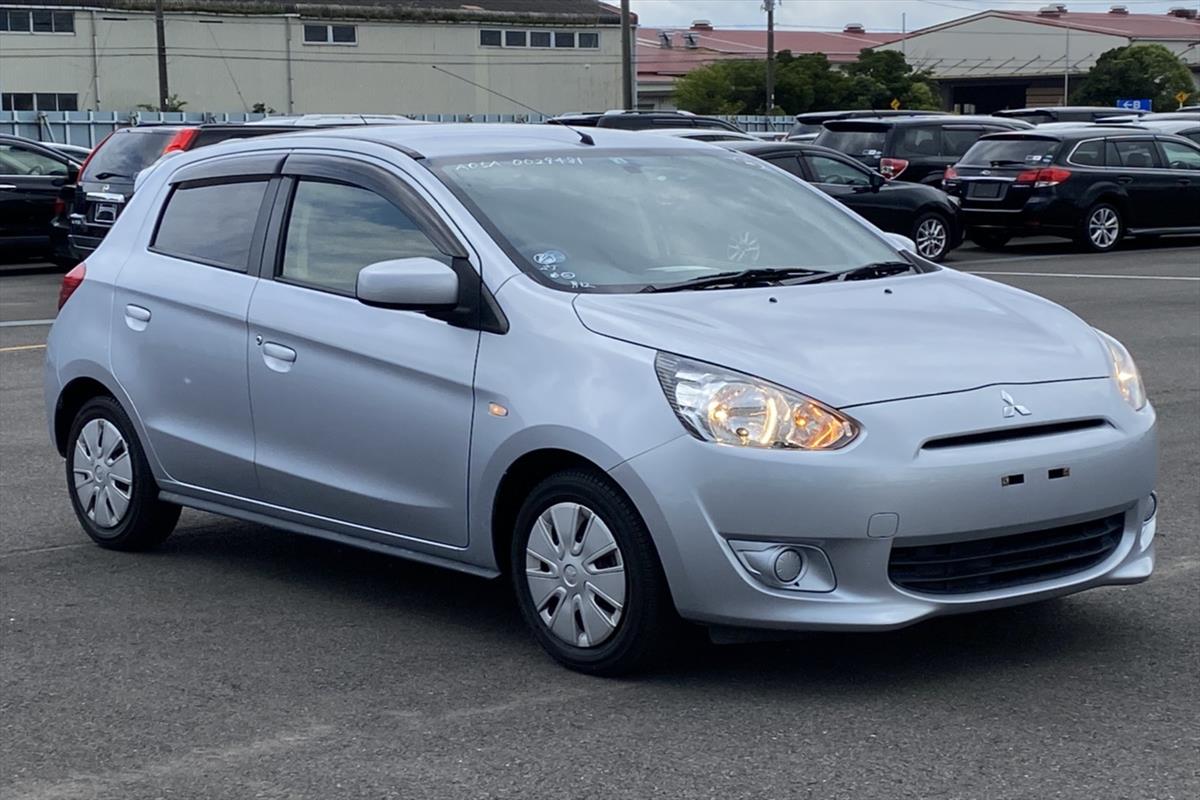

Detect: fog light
727,540,836,592
773,549,804,583
1144,491,1157,522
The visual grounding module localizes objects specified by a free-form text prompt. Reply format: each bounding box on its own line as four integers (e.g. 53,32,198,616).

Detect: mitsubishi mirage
45,125,1158,674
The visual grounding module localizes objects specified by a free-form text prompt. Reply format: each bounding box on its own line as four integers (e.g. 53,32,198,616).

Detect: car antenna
431,65,595,145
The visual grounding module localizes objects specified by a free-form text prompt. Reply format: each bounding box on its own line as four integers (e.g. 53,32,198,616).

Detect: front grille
889,513,1125,595
923,419,1107,450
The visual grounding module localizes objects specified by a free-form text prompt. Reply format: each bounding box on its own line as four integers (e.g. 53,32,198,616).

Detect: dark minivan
815,115,1032,185
787,109,947,141
943,128,1200,252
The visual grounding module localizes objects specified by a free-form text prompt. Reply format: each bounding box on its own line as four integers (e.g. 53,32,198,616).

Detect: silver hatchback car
46,125,1157,674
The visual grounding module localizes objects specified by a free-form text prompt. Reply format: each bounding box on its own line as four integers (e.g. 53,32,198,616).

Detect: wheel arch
53,376,117,457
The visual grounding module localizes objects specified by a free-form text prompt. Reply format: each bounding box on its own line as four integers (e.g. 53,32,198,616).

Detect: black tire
1076,202,1123,253
968,229,1011,251
65,396,180,551
911,211,951,262
509,469,675,676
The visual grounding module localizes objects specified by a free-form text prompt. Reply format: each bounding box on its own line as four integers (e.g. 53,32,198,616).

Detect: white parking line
0,319,54,328
967,271,1199,282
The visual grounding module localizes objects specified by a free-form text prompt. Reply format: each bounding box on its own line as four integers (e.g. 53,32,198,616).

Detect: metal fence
1,111,795,145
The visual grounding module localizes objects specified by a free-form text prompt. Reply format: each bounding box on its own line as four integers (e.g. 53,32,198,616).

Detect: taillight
163,127,199,154
943,166,958,181
880,157,909,179
58,263,86,310
53,197,66,216
1015,167,1072,188
76,131,114,182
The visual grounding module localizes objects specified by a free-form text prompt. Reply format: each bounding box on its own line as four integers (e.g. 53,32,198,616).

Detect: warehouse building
876,6,1200,113
0,0,625,114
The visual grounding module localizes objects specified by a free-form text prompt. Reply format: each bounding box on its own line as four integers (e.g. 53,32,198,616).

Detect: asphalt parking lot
2,240,1198,800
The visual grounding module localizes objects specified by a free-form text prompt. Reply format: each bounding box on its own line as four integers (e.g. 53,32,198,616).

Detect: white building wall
0,9,623,114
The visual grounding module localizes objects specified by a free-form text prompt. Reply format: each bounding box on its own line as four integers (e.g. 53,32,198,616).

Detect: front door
247,155,478,547
0,140,71,248
1155,139,1200,229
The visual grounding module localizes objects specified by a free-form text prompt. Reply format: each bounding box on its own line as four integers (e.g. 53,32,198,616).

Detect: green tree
674,61,747,115
841,50,941,111
1071,44,1194,111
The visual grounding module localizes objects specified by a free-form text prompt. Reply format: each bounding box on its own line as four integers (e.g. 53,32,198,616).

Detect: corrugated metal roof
907,9,1200,42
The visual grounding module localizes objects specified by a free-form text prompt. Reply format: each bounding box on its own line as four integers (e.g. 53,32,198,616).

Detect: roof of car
994,106,1149,116
794,110,948,122
203,123,716,161
722,140,834,156
979,126,1196,142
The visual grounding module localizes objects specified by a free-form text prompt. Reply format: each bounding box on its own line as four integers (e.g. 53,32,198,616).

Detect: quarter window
303,23,356,44
1070,140,1104,167
280,180,447,295
1159,141,1200,170
153,181,269,271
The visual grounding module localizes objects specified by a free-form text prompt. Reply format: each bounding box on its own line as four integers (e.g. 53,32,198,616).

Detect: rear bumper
961,194,1080,236
611,379,1157,632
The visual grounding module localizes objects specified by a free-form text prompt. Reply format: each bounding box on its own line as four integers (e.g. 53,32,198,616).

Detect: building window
480,29,596,49
505,30,526,47
578,32,599,48
0,9,75,33
302,23,356,45
555,32,575,48
479,29,502,47
530,31,551,47
2,92,78,111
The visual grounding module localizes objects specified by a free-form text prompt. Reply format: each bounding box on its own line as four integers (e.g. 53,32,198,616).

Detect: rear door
0,139,73,247
1154,138,1200,229
246,153,479,547
1105,138,1174,229
110,153,281,495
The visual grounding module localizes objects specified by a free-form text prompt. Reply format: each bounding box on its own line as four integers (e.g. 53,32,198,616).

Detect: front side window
806,155,870,186
0,144,67,176
280,180,447,295
153,180,268,271
1159,140,1200,170
433,150,898,292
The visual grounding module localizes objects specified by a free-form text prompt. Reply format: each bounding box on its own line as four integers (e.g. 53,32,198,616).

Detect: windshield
788,122,824,138
82,129,174,182
814,128,887,158
431,150,899,292
961,138,1059,167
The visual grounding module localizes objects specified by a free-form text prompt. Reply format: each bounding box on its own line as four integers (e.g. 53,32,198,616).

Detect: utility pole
1062,26,1070,104
764,0,777,112
620,0,633,110
154,0,169,111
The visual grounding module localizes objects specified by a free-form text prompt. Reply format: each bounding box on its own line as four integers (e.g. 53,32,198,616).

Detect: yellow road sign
890,98,901,110
1176,90,1191,105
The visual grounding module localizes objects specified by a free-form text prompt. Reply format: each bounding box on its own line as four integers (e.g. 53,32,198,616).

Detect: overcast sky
628,0,1196,33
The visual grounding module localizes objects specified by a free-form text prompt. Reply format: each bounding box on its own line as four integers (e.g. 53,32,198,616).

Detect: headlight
1095,329,1146,410
654,353,860,450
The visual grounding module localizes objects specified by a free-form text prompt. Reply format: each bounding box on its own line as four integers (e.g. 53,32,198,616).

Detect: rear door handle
124,304,151,331
1117,176,1134,184
261,341,297,372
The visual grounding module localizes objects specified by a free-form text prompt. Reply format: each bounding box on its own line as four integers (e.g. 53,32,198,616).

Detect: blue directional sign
1116,98,1153,111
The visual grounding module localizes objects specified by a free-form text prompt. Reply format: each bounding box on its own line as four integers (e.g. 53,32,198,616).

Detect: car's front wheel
1078,202,1123,253
510,469,675,675
912,212,951,261
66,396,180,551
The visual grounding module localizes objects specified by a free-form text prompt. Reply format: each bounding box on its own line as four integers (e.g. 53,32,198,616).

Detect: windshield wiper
90,171,131,180
790,261,916,285
639,267,827,293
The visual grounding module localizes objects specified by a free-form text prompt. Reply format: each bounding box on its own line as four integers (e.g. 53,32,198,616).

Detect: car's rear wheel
1078,202,1123,253
510,469,674,675
968,229,1011,250
66,396,180,551
912,212,951,261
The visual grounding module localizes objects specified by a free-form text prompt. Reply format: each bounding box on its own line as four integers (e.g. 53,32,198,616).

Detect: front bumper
611,379,1157,632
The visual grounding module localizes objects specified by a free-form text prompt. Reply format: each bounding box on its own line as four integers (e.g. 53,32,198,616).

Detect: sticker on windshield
728,232,761,263
533,250,568,268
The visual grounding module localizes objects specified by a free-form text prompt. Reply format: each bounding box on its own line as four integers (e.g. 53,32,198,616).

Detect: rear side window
940,128,982,158
1109,140,1160,168
893,126,941,157
152,180,268,271
279,180,447,295
82,130,174,182
1069,140,1105,166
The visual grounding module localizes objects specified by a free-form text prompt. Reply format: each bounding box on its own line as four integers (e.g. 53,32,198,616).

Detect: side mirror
356,257,459,311
885,233,917,254
869,172,886,191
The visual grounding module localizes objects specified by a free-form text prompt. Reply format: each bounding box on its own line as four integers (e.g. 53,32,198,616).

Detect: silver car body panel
45,124,1157,631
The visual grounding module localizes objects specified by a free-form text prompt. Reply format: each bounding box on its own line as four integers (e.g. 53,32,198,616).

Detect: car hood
572,268,1109,408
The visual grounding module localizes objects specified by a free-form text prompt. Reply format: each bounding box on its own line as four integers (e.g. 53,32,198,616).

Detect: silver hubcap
916,218,947,258
72,419,133,529
1088,207,1119,248
525,502,626,648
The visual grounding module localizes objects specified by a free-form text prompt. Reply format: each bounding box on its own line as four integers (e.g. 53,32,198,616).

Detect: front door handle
124,304,151,331
0,184,16,191
1117,176,1134,184
261,341,297,372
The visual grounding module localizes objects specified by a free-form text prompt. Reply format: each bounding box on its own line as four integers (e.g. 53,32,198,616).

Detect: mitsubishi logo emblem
1001,390,1031,418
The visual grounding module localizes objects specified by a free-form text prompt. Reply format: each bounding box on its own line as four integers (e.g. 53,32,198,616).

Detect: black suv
943,128,1200,252
0,134,83,263
814,115,1032,185
547,110,743,132
787,109,947,141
